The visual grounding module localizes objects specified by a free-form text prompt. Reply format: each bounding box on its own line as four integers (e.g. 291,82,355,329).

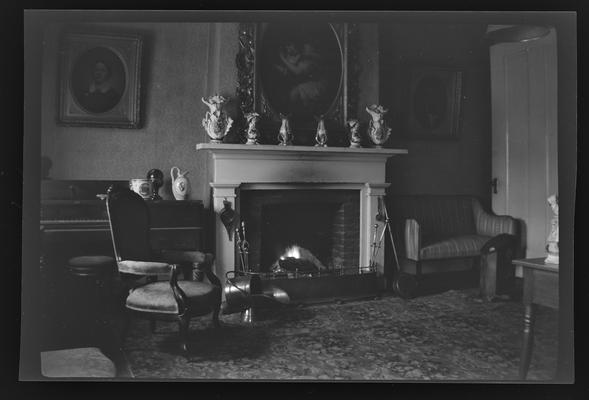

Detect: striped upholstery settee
389,195,519,299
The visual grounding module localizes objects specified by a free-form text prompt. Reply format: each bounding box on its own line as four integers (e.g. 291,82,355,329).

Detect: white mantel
196,143,407,290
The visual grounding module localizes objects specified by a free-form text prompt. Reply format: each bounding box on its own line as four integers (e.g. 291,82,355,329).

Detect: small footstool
41,347,116,378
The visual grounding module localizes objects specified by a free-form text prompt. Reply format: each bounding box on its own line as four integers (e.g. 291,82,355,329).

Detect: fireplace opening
239,189,360,274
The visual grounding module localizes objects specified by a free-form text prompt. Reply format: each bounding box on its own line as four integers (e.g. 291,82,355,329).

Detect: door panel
491,28,557,259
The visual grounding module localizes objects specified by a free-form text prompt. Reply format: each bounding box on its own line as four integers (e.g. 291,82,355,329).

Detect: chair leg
212,303,221,328
415,260,422,279
178,316,190,353
480,254,497,301
118,311,130,349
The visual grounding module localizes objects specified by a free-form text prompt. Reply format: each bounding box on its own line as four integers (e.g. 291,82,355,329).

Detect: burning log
271,245,327,273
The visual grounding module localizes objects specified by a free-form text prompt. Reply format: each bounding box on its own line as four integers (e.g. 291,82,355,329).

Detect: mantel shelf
196,143,408,159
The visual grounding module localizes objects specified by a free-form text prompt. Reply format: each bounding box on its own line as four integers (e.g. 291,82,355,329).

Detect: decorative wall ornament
244,112,261,145
277,114,293,146
58,31,143,128
170,166,190,200
236,24,256,115
315,116,328,147
202,95,234,143
346,119,362,148
366,104,392,148
219,199,237,241
346,23,360,121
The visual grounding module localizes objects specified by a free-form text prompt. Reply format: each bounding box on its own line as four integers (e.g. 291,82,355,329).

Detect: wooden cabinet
146,200,204,251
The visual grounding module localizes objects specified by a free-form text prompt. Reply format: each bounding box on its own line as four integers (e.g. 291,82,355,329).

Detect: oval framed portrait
58,32,143,128
258,22,344,120
71,46,126,114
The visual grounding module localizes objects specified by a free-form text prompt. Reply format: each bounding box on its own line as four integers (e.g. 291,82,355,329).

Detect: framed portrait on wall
58,31,143,128
404,67,463,139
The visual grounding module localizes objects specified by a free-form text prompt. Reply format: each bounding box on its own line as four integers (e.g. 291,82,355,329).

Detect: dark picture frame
404,67,463,139
58,31,143,128
236,22,355,145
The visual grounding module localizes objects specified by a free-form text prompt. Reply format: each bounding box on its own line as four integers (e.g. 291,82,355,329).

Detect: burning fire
280,245,301,260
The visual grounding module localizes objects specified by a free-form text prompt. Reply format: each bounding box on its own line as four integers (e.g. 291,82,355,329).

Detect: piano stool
65,255,117,347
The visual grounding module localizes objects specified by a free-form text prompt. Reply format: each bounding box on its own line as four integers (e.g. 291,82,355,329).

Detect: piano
40,180,206,273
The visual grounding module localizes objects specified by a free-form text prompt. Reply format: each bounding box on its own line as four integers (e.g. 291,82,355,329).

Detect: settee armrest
480,233,518,255
472,199,518,237
404,218,421,261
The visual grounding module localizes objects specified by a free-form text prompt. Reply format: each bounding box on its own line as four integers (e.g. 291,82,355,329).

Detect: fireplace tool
235,228,245,272
369,196,417,298
224,220,290,322
236,221,250,272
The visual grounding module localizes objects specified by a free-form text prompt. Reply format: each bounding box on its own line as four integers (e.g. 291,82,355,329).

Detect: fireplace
240,189,360,273
196,143,407,299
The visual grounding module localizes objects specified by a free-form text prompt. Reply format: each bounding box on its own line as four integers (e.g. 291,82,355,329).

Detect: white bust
545,194,559,264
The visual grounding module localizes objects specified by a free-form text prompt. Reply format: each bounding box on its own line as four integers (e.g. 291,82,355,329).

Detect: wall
39,21,490,205
40,22,239,206
379,23,492,207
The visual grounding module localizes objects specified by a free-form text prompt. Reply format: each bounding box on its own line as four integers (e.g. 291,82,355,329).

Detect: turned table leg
519,303,536,380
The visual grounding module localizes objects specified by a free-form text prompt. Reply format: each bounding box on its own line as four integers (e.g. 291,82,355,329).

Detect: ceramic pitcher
171,166,190,200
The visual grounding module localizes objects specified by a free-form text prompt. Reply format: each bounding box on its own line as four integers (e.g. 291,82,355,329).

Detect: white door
490,27,558,260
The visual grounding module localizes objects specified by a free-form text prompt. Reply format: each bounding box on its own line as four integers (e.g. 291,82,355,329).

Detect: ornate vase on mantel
366,104,392,148
314,116,328,147
277,114,293,146
244,112,260,145
346,119,362,148
202,95,234,144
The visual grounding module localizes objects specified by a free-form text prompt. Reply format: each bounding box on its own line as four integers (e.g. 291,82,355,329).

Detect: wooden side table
512,258,559,380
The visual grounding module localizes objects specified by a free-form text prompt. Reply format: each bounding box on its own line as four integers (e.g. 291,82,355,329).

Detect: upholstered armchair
106,185,221,353
390,195,519,299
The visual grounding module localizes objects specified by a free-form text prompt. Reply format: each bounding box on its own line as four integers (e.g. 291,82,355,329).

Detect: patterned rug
121,288,558,381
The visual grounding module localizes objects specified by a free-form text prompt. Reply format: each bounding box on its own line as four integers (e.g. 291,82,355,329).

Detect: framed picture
404,67,463,139
236,22,356,145
58,31,143,128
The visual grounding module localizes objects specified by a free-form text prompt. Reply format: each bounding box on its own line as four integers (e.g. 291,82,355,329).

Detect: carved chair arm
195,253,221,288
169,264,188,316
404,218,421,261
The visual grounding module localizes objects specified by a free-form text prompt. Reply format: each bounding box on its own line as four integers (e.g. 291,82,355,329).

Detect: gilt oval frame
236,22,357,144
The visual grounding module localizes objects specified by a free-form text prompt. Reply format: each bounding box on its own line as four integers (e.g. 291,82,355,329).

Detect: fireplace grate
243,265,376,281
